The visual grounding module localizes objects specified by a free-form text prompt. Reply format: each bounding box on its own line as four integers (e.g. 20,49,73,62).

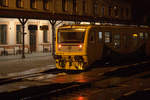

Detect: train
55,24,150,70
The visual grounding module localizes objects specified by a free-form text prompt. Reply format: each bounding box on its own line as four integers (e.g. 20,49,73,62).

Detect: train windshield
58,29,85,43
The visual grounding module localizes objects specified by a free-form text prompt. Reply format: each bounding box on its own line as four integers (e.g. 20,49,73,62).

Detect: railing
39,43,52,53
0,44,29,56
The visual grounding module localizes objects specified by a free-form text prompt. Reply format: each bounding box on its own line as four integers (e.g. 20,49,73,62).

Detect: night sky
126,0,150,24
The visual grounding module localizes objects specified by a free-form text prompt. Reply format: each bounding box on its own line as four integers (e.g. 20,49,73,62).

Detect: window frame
16,0,24,8
104,31,112,43
43,30,48,43
16,25,22,44
73,0,76,14
43,0,49,10
113,33,121,48
0,24,7,44
101,6,105,17
0,0,8,7
30,0,37,9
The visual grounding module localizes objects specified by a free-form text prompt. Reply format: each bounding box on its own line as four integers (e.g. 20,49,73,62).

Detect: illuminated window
43,0,49,10
98,32,102,40
0,0,8,7
0,24,7,44
114,34,120,48
105,32,111,43
30,0,36,9
16,25,22,44
16,0,24,8
139,32,144,40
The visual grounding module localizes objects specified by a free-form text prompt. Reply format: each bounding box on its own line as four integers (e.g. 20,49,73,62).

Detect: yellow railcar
55,24,150,70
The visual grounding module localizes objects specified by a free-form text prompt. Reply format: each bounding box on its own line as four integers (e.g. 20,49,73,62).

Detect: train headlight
58,44,62,48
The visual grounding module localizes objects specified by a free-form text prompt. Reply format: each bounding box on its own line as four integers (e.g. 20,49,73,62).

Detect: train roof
59,24,150,29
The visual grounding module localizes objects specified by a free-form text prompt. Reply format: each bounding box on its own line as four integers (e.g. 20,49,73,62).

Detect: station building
0,18,74,55
0,0,131,55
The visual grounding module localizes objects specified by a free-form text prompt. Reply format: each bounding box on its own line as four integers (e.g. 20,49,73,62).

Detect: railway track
0,59,150,100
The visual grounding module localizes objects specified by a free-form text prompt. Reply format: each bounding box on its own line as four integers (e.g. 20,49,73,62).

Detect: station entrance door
28,25,37,52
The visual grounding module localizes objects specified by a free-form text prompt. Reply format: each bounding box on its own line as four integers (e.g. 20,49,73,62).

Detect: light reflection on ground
77,96,88,100
51,73,90,83
50,96,88,100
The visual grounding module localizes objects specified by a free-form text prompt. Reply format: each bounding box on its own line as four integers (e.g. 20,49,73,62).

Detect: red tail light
79,44,82,48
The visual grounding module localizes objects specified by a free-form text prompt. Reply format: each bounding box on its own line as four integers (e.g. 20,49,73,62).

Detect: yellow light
133,33,138,37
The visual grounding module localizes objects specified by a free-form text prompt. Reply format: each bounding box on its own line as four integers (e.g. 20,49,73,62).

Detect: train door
28,25,37,53
95,30,103,60
87,29,97,63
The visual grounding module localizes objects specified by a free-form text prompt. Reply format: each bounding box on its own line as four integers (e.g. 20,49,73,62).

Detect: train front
55,25,88,70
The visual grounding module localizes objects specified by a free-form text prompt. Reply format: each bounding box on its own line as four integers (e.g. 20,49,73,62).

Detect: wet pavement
0,53,55,78
37,60,150,100
0,57,150,100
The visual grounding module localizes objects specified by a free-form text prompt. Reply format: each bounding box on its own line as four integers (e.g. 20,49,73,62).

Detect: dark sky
126,0,150,24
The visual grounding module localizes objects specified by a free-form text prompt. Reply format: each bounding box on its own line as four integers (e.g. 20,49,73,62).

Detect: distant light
80,22,90,25
78,96,85,100
75,29,86,31
133,33,138,37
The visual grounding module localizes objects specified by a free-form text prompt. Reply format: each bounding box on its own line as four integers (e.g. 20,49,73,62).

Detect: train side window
98,32,102,41
145,32,149,39
139,32,144,40
114,34,120,48
104,32,111,43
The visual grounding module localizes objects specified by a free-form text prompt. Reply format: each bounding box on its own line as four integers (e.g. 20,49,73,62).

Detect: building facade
0,0,132,21
0,0,132,55
0,18,74,55
0,18,51,55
